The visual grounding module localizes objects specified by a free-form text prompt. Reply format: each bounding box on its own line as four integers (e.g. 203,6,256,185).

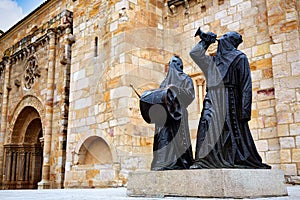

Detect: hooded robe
189,32,270,169
141,56,195,170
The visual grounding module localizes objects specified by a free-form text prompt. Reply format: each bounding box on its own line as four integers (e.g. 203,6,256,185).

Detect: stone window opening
201,5,206,13
94,37,98,57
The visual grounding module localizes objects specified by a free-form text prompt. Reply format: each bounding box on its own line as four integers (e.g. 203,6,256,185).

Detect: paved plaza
0,185,300,200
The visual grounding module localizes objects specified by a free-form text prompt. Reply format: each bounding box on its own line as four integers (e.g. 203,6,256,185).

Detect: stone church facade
0,0,299,189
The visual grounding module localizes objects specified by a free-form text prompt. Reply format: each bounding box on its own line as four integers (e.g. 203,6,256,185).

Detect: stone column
24,152,30,181
0,58,11,188
11,151,16,182
18,150,25,181
38,28,56,189
58,27,74,189
32,145,42,186
5,150,12,182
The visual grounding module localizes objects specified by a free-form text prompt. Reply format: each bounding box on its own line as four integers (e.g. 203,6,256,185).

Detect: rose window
24,58,41,89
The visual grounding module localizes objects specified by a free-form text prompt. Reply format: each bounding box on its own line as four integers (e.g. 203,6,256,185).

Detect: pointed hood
160,56,188,88
215,31,244,79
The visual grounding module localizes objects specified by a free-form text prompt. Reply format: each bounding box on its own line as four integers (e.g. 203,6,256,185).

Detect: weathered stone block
237,1,252,12
227,21,240,31
290,123,300,136
221,16,233,26
280,137,295,149
272,53,287,66
292,61,300,76
251,69,262,81
228,6,237,15
277,111,294,124
268,138,280,151
230,0,243,6
255,139,268,152
264,116,277,127
251,57,272,70
279,77,300,89
243,7,259,19
280,149,292,163
296,136,300,148
281,164,297,175
262,68,273,79
252,43,271,57
127,169,287,198
266,150,280,164
110,86,132,99
287,50,300,63
294,107,300,121
215,10,227,20
292,149,300,162
259,127,277,139
270,43,283,55
258,105,273,115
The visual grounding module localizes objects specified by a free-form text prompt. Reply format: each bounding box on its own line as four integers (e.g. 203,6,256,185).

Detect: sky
0,0,46,32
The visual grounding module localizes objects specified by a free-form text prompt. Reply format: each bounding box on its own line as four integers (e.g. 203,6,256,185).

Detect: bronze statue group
139,28,271,171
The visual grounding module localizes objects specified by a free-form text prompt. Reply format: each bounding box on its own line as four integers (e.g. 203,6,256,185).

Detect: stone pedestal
126,169,288,198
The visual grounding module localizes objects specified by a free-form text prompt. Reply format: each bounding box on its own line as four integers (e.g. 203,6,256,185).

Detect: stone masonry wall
65,0,166,188
162,0,300,180
265,0,300,181
0,0,74,188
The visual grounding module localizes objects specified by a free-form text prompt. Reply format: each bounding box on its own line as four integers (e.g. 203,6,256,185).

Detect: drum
140,88,181,124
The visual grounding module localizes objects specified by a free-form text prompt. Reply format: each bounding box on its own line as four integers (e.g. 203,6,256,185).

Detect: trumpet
194,28,218,43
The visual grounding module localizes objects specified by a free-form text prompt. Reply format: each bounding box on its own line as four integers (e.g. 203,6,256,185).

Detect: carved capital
67,34,76,45
60,55,68,65
14,79,21,87
0,62,5,78
47,28,57,37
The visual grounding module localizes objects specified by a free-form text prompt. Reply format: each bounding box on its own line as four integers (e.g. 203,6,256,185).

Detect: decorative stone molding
24,57,41,89
167,0,189,15
119,7,129,23
3,10,73,59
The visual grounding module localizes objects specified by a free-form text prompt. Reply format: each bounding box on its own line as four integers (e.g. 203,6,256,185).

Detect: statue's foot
151,167,165,171
189,163,201,169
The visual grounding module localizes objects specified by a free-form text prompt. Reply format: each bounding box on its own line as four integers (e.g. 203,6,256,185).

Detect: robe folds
140,56,195,170
190,38,271,169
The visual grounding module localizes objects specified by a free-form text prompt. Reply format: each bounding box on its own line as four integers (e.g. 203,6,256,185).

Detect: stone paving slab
0,186,300,200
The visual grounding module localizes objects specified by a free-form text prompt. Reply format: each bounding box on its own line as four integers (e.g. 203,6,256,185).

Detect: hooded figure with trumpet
189,28,270,169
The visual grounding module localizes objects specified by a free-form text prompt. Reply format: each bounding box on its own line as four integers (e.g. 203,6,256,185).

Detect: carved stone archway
6,95,45,144
2,106,43,189
77,136,113,165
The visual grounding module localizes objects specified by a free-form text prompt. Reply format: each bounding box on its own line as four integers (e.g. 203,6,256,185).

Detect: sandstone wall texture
0,0,299,188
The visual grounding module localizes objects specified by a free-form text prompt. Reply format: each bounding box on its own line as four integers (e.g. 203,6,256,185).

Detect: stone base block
126,169,288,198
37,180,50,189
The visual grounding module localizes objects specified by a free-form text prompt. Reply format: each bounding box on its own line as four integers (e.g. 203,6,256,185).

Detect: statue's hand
205,32,217,44
195,27,217,44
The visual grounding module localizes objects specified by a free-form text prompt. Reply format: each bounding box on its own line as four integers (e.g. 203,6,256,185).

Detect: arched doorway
3,106,43,189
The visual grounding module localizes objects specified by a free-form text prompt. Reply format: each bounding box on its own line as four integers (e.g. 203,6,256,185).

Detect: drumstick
130,84,141,98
